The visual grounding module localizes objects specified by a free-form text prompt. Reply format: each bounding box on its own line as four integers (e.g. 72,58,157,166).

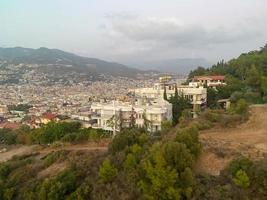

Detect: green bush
232,169,250,188
176,127,202,158
108,129,145,154
0,129,16,145
43,151,68,168
202,110,222,123
220,114,242,127
98,159,118,183
0,164,11,180
191,120,212,130
228,157,253,176
233,99,249,115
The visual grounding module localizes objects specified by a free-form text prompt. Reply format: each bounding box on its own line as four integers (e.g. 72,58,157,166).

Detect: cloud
98,13,267,64
103,14,262,48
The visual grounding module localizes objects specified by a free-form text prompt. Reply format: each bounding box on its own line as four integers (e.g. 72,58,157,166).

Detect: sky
1,0,267,67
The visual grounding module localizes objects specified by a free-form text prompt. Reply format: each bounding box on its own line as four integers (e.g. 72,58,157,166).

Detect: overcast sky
1,0,267,67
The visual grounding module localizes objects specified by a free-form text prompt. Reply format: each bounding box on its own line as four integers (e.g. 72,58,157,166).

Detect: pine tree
174,84,178,99
163,86,168,101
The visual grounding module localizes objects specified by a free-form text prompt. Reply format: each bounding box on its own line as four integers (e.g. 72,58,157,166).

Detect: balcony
91,113,101,119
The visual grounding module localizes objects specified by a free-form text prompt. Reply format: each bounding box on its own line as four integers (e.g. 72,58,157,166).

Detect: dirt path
196,105,267,175
0,145,36,163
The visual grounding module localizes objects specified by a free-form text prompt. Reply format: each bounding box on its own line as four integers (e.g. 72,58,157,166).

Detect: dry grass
196,105,267,175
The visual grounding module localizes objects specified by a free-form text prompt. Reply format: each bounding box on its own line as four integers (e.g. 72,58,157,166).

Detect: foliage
0,129,16,145
168,94,192,125
0,122,111,146
232,169,250,188
231,99,249,115
161,120,172,133
176,126,202,158
189,45,267,105
228,157,253,176
98,159,118,183
108,128,146,154
8,104,32,112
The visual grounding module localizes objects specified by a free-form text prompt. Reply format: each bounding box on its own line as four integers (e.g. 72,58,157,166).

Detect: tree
233,99,248,115
123,153,137,171
169,95,191,125
161,120,172,133
180,168,195,199
176,127,201,158
261,76,267,97
207,87,218,108
233,169,250,188
246,65,261,92
174,84,178,99
107,110,123,136
98,159,118,183
188,66,207,79
138,147,181,200
129,107,136,128
163,86,168,101
162,142,193,173
142,110,151,131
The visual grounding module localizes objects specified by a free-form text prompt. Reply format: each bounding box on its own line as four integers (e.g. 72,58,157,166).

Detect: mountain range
129,58,211,75
0,47,143,78
0,47,209,79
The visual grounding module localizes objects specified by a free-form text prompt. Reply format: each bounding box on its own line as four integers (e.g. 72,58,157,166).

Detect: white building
189,75,226,88
0,105,8,116
91,98,172,133
133,83,207,107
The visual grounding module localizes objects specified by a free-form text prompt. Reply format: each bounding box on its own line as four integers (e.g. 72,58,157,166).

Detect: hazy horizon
1,0,267,68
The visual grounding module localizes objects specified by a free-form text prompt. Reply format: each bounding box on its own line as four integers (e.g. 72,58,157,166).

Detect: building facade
133,82,207,107
189,75,226,88
91,98,172,133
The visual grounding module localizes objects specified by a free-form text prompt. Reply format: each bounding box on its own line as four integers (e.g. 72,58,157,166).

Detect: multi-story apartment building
133,81,207,107
91,98,172,134
132,76,207,118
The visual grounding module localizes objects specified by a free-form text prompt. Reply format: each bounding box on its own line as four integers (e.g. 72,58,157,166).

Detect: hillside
196,105,267,176
0,47,143,78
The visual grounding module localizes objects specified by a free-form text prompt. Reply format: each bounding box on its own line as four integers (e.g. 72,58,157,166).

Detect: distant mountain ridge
0,47,143,77
130,58,211,75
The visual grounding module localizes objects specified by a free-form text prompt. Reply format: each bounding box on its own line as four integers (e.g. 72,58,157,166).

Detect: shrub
232,169,250,188
43,151,68,168
233,99,249,115
161,120,172,133
108,129,144,154
0,164,11,180
228,157,252,176
176,127,202,158
202,110,222,123
191,120,212,130
220,114,242,127
98,159,118,183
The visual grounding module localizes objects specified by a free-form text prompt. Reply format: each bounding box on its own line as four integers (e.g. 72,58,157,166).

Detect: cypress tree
163,86,168,101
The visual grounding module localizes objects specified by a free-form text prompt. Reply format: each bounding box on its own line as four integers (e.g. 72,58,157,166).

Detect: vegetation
164,84,192,125
0,116,203,200
193,156,267,199
0,122,110,145
0,102,263,200
8,104,32,112
189,45,267,105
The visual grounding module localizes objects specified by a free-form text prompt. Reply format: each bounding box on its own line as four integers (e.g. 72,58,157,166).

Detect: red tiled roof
41,112,57,120
193,75,225,81
0,122,21,130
